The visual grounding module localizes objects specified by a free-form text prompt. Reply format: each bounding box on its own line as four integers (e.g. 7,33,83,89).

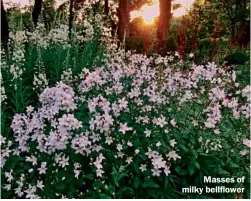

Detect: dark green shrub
126,36,145,53
165,36,179,52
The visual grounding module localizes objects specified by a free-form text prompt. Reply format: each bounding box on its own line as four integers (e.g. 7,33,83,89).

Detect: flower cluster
2,51,250,198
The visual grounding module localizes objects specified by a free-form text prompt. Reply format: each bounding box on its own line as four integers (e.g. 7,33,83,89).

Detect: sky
3,0,66,8
3,0,196,20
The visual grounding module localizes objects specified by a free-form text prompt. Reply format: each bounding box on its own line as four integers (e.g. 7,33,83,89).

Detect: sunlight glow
131,2,159,24
130,0,196,23
172,7,186,17
3,0,67,9
3,0,30,8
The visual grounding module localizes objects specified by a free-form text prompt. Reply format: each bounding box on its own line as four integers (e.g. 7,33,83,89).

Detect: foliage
126,36,145,53
0,0,250,199
1,22,250,198
165,36,179,52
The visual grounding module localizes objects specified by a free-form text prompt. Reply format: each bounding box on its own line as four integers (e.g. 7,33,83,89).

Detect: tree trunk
32,0,43,27
210,19,220,62
1,0,9,47
118,0,130,42
156,0,172,55
68,0,74,38
104,0,109,20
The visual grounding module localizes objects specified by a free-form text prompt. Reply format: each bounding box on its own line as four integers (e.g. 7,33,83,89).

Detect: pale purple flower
139,164,147,172
119,123,133,134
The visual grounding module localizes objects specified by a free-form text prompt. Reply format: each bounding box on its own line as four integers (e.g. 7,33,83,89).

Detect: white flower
14,186,24,197
164,166,171,176
105,136,113,145
36,180,44,190
144,129,151,137
156,142,161,147
4,184,11,191
59,156,69,168
170,139,177,147
139,164,147,172
166,151,181,161
5,171,13,182
126,157,133,164
38,162,47,174
117,144,123,151
151,168,161,176
240,150,248,156
135,149,140,154
127,141,133,147
96,169,104,177
243,139,251,148
170,119,176,127
192,120,198,126
26,105,34,113
26,156,37,166
189,53,194,58
119,123,133,134
93,160,102,169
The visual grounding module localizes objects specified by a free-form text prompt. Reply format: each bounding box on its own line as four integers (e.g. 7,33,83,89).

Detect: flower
166,151,181,161
144,129,151,137
170,139,177,147
26,106,34,113
126,157,133,164
170,119,176,127
164,166,171,176
243,139,251,148
36,180,44,190
58,155,69,168
139,164,147,172
156,142,161,147
151,168,161,176
119,123,133,134
192,120,198,126
240,150,248,156
117,144,123,151
26,156,37,166
38,162,47,174
135,149,140,154
96,169,104,177
5,171,13,182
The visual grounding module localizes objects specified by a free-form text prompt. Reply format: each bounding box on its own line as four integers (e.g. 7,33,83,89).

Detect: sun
130,0,196,23
131,0,159,24
139,3,159,24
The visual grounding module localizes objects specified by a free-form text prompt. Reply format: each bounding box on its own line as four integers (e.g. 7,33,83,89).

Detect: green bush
165,36,179,52
126,36,145,53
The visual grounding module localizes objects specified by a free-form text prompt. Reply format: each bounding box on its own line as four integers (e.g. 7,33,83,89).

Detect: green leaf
194,160,200,169
133,178,140,189
83,174,94,180
142,180,160,188
164,177,169,191
179,144,188,152
188,164,195,176
230,163,239,168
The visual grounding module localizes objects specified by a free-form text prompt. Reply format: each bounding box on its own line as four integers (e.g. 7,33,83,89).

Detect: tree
1,0,9,48
118,0,130,41
32,0,43,27
68,0,74,37
117,0,152,42
156,0,172,54
104,0,109,20
201,0,250,46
